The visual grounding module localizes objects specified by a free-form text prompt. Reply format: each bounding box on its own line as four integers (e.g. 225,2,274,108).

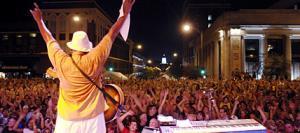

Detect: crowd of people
0,77,299,133
0,78,58,133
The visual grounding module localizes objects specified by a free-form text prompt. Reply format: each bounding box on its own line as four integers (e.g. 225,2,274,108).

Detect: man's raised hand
30,3,43,22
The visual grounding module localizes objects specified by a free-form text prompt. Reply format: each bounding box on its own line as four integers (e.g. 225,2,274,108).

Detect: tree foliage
263,54,290,79
140,66,160,79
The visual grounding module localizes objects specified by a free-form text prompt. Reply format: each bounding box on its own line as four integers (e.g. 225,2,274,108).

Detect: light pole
180,22,202,74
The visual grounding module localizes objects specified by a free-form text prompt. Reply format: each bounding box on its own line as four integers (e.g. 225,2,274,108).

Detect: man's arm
30,3,55,44
117,110,135,131
231,99,239,118
130,94,146,113
89,0,135,65
256,105,267,124
100,0,135,43
158,90,168,114
212,99,220,119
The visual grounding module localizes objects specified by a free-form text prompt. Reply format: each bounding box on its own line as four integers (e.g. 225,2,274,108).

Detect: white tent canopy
160,73,176,80
103,71,128,81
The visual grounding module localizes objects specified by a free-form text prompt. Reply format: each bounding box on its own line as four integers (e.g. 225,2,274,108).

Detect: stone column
241,36,246,72
224,29,231,79
230,35,242,77
210,44,214,78
285,35,292,80
206,44,210,77
221,30,229,79
258,36,265,79
263,34,269,79
220,37,225,80
214,41,219,80
206,44,210,76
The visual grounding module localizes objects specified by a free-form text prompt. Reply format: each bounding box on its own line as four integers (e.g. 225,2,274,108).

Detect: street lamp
182,23,191,33
173,52,178,57
73,16,80,22
108,67,114,72
199,68,206,76
136,44,143,50
147,59,152,64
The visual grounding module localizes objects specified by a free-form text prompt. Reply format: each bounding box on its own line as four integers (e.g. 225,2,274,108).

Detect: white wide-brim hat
67,31,93,52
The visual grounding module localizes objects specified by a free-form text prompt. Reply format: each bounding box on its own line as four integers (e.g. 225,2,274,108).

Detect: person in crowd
138,113,147,132
1,117,21,133
117,110,139,133
148,118,159,128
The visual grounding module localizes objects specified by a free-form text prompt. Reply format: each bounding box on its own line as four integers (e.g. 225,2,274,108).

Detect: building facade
198,9,300,80
0,22,51,76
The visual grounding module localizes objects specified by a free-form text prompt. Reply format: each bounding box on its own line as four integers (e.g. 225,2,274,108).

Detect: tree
181,64,200,79
168,60,182,78
263,54,290,79
141,66,160,79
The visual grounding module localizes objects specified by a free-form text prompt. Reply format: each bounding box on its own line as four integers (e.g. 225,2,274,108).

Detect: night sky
1,0,281,61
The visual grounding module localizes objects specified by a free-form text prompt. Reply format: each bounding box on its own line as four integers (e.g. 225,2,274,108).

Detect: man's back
47,36,112,121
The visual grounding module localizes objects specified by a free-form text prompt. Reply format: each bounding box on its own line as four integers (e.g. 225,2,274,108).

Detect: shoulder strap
69,55,125,111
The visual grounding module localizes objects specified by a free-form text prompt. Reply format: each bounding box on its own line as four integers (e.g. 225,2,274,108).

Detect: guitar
103,84,125,123
46,67,125,123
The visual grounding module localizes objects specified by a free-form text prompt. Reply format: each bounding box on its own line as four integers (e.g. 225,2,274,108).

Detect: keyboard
160,119,266,133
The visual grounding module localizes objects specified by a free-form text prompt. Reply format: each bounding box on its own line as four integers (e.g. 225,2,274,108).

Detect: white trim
243,34,264,39
290,34,300,39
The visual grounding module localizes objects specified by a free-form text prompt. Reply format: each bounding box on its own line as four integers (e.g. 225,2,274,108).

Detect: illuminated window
69,33,73,40
30,33,37,38
208,23,211,28
161,54,167,64
208,15,212,21
2,35,8,40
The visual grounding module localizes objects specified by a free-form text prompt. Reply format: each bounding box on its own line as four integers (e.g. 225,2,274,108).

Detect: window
245,39,259,62
208,23,211,28
59,33,66,40
16,34,23,45
267,39,284,55
69,33,73,40
30,33,37,38
2,34,8,40
208,15,212,21
244,39,260,75
292,39,300,62
292,39,300,80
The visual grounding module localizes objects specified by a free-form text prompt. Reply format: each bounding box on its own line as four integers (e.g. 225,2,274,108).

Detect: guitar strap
69,55,125,111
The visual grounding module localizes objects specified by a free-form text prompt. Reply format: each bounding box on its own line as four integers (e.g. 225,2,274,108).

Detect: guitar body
103,84,125,123
46,68,125,122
